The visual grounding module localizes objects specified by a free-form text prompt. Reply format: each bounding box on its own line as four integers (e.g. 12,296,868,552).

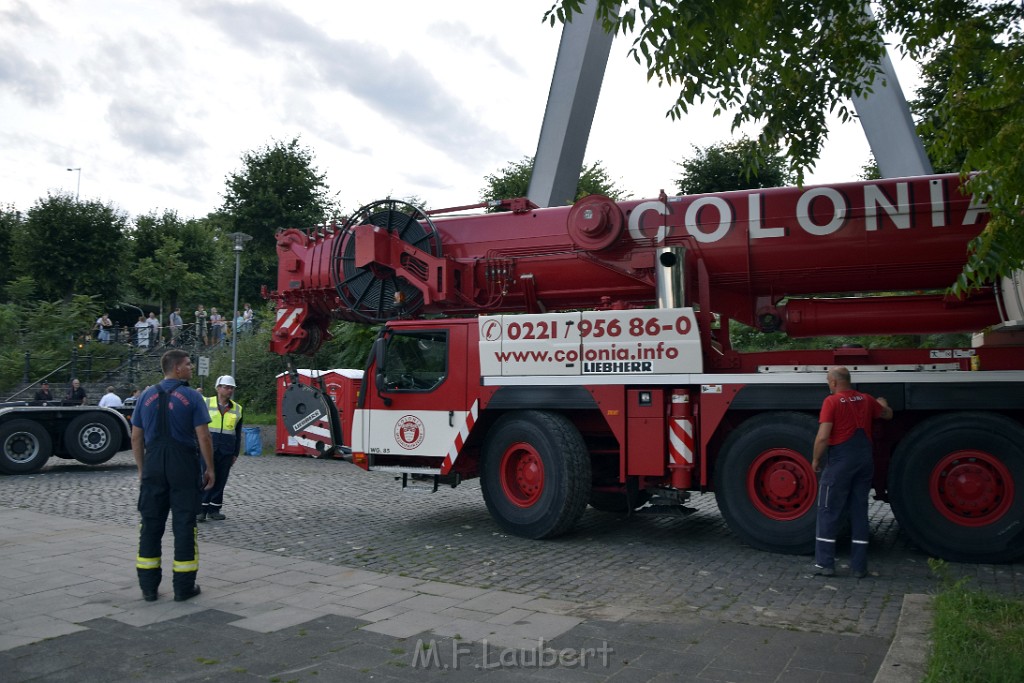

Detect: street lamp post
66,167,81,199
228,232,253,380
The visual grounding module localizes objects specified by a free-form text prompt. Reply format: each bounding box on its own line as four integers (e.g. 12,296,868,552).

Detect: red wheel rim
930,450,1014,527
500,442,544,508
746,448,816,521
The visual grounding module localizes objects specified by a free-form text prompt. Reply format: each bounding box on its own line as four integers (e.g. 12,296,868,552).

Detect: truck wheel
0,419,54,474
888,412,1024,563
481,411,591,539
65,413,122,464
714,412,818,554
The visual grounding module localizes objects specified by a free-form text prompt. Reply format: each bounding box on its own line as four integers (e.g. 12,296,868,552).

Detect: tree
13,193,128,304
130,210,221,310
0,205,19,299
481,156,627,211
547,1,1024,288
675,138,794,195
134,238,204,314
220,137,337,305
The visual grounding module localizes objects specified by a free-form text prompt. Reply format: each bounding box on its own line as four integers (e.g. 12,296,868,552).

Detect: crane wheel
714,412,818,555
888,412,1024,563
480,411,591,539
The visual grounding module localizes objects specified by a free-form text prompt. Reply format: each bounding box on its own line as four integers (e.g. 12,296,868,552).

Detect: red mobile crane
268,173,1024,563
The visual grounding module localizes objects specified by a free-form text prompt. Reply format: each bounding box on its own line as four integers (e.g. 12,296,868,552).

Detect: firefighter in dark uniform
199,375,243,522
132,349,214,602
812,366,893,578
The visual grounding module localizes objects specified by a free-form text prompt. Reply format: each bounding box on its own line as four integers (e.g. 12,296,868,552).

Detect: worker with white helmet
199,375,244,522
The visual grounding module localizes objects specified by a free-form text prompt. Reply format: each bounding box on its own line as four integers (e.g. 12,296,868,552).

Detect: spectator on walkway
123,387,141,407
34,381,53,402
66,378,86,405
147,312,161,346
96,313,114,343
195,304,209,346
234,310,245,338
169,308,183,346
209,308,225,346
135,316,151,348
98,386,123,408
242,303,254,334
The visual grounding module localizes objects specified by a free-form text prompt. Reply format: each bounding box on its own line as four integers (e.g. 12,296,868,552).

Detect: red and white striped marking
441,401,479,474
293,416,333,456
275,306,305,337
668,417,694,467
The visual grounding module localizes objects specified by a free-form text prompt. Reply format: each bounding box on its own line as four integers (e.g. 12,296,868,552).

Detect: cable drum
331,199,443,323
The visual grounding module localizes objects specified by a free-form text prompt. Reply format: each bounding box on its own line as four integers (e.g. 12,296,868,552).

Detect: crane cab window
381,330,448,392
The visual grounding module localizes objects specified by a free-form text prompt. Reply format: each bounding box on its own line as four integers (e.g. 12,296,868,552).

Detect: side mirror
371,338,392,406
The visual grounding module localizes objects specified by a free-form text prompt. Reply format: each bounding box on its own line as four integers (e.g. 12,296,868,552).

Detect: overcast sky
0,0,922,221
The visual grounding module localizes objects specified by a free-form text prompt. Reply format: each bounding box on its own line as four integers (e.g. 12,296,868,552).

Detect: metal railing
4,318,263,402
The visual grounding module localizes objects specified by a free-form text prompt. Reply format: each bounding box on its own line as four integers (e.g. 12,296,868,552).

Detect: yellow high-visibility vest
206,396,242,435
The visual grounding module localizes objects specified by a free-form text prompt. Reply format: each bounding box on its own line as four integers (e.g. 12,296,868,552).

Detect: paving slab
1,449,1011,681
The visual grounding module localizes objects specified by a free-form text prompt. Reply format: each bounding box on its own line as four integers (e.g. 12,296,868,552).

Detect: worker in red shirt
812,366,893,578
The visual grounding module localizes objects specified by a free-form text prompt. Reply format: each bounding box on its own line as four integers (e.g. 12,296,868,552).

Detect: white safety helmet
216,375,237,388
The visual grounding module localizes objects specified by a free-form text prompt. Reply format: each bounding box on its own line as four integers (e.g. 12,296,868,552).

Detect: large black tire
481,411,591,539
714,412,819,554
0,419,54,474
65,412,122,465
888,412,1024,563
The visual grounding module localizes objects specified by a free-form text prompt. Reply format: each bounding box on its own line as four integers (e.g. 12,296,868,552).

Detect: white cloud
0,0,905,220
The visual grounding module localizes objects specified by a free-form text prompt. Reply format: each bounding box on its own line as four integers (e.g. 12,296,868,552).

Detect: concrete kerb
873,593,933,683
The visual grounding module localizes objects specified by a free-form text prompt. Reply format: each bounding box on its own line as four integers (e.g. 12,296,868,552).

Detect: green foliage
548,0,884,186
926,559,1024,683
220,137,337,305
131,211,222,310
134,237,204,313
729,320,969,353
315,321,379,370
0,205,19,296
0,294,109,393
480,156,627,210
547,0,1024,285
25,295,100,349
13,193,128,304
675,137,794,195
3,276,36,306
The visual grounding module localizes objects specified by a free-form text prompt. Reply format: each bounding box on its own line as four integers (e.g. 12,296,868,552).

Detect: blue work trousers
137,439,202,593
201,448,235,513
815,430,873,573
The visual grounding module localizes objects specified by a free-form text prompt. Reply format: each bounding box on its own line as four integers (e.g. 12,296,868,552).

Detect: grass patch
245,411,277,425
925,559,1024,683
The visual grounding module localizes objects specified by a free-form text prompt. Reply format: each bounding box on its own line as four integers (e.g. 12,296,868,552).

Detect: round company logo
481,319,502,342
394,415,426,450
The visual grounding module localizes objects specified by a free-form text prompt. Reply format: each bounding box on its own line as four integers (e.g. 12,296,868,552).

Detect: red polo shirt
819,390,884,445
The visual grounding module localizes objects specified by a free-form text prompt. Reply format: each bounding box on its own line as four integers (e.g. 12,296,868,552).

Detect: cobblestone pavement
2,450,1021,641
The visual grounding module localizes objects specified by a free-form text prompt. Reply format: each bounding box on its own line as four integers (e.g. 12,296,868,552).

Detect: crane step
635,505,698,517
